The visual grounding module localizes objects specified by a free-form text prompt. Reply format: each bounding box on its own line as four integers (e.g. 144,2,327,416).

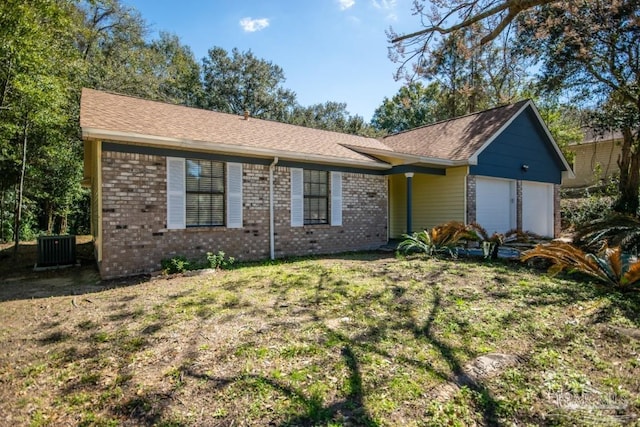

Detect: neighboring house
562,129,622,188
80,89,573,279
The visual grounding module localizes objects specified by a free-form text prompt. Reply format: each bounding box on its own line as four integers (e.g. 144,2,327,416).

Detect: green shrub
161,256,192,274
162,251,235,274
573,213,640,254
562,194,614,229
206,251,235,269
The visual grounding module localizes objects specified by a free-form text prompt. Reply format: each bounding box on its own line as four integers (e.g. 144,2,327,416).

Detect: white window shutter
166,157,185,229
331,171,342,226
291,168,303,227
227,162,243,228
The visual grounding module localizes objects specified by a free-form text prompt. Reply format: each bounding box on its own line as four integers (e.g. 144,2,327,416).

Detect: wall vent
36,235,76,267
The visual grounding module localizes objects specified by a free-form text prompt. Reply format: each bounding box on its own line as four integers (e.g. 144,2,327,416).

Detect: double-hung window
186,159,224,227
167,157,243,229
304,170,328,224
291,168,342,227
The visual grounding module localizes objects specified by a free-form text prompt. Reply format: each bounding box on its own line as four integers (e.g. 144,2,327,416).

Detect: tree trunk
46,201,54,235
59,213,68,235
0,189,5,242
613,127,640,216
13,119,28,257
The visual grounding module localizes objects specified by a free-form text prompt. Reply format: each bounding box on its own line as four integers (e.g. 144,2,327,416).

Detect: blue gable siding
469,107,564,184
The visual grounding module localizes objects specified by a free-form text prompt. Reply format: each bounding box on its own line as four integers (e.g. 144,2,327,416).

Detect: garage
522,181,554,237
475,177,516,235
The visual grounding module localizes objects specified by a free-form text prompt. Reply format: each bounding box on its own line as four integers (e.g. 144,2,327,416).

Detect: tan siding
389,167,467,239
389,174,407,238
413,166,467,231
563,140,621,187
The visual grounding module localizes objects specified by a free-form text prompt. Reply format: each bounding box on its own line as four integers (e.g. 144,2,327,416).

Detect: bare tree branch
391,0,553,46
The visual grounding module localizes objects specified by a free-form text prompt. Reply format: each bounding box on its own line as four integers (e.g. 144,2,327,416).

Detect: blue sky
123,0,417,121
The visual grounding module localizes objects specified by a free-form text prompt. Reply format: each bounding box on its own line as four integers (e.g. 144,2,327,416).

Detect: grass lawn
0,251,639,426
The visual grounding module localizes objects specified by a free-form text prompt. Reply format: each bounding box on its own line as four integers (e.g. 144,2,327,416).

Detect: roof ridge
82,87,379,142
383,99,531,139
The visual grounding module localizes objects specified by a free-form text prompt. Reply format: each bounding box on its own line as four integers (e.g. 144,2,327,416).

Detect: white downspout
269,157,279,260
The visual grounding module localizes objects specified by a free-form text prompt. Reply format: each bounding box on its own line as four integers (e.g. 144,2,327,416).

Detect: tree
520,1,640,215
201,47,297,120
371,81,442,133
148,32,202,106
0,0,80,249
286,101,380,136
388,0,553,79
535,99,583,164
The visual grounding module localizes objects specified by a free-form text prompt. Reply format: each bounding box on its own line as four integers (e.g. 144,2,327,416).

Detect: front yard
0,252,639,426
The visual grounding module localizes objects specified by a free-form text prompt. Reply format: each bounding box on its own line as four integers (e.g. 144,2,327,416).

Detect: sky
122,0,418,121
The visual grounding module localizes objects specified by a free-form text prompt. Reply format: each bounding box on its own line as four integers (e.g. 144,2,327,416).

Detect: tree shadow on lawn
41,254,640,425
182,344,379,427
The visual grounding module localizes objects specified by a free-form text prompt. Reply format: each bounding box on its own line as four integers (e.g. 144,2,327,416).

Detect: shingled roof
382,100,530,161
81,90,568,172
80,88,390,169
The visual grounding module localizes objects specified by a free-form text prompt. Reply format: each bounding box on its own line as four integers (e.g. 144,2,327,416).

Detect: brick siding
99,150,387,278
466,175,476,224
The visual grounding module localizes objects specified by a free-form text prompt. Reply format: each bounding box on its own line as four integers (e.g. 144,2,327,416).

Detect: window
290,168,341,228
185,159,224,226
304,170,328,224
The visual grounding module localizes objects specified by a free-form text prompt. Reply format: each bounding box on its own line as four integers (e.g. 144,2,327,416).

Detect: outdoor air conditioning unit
36,235,77,268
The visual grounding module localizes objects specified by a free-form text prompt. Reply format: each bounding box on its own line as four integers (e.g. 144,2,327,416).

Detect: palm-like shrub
397,221,478,257
521,241,640,290
466,223,531,259
573,214,640,253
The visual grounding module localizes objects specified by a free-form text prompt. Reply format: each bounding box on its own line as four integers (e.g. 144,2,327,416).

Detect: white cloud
338,0,355,11
371,0,396,11
239,17,270,32
371,0,397,20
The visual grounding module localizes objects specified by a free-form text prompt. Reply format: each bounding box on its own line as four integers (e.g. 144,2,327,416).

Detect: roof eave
341,144,466,167
82,128,391,170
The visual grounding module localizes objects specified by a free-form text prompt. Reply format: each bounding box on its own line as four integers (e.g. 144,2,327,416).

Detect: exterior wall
470,108,565,184
388,167,467,239
87,141,103,264
99,149,387,279
272,167,387,257
563,139,621,188
412,167,466,232
389,174,407,238
466,175,476,224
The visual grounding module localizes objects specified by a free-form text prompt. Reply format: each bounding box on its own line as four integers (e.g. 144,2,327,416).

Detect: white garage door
476,177,516,235
522,181,554,237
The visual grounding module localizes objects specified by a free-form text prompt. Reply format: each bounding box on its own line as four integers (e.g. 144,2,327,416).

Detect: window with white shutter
226,163,243,228
330,172,342,226
291,168,343,227
291,168,303,227
166,157,186,229
168,158,245,228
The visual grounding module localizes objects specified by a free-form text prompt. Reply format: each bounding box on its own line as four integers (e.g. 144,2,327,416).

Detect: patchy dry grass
0,252,639,426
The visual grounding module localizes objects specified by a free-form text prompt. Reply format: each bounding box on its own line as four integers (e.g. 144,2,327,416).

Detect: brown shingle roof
80,88,390,167
382,100,530,161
